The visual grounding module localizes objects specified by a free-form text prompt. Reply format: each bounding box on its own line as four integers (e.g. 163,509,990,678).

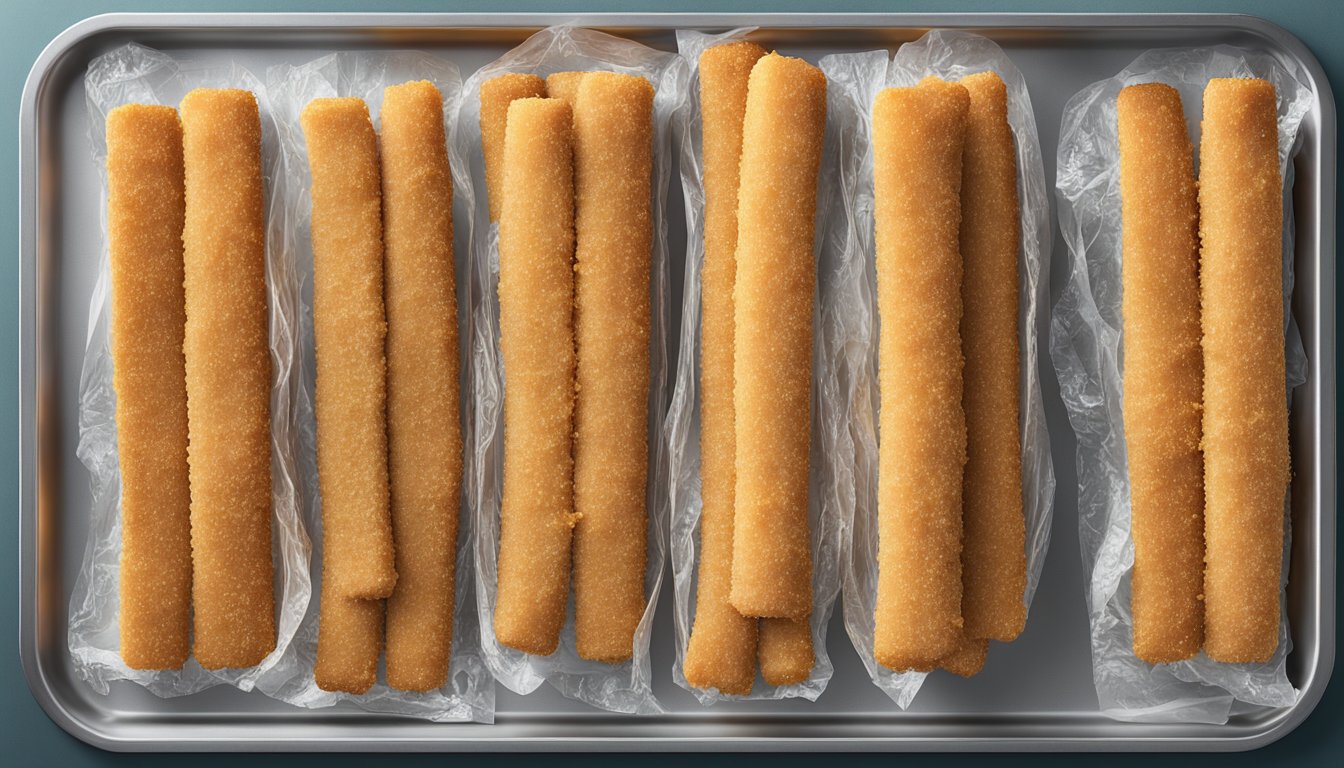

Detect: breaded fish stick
301,98,397,601
545,71,585,106
683,40,767,695
939,637,988,678
872,77,970,672
1117,83,1205,664
315,589,383,694
180,88,276,669
380,81,462,691
480,74,546,222
729,53,827,621
1199,78,1290,664
107,104,192,671
494,98,578,656
958,72,1027,644
571,72,654,663
759,617,813,686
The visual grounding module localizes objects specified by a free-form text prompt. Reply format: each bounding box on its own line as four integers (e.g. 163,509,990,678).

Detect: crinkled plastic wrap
460,25,688,715
261,52,493,722
1052,47,1310,724
666,29,850,705
828,30,1056,709
71,43,311,697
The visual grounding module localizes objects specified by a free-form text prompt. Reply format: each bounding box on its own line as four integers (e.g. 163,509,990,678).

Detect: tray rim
17,10,1337,753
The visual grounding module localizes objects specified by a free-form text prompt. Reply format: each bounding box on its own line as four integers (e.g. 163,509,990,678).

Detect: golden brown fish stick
683,40,767,695
872,77,970,672
380,81,462,691
958,72,1027,644
180,88,276,669
494,98,578,656
545,71,585,106
315,588,384,694
729,53,827,621
301,98,397,601
571,72,654,663
1117,83,1205,664
939,637,988,678
480,74,546,222
759,617,813,686
107,104,192,671
1199,78,1290,664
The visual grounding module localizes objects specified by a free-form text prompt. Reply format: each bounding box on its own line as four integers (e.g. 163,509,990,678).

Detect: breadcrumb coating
480,74,546,222
759,616,813,686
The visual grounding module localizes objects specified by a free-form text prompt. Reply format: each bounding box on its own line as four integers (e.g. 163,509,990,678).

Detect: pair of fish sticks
683,44,827,694
872,72,1027,676
1120,80,1290,665
307,82,462,694
108,90,279,672
1120,78,1289,665
485,70,654,663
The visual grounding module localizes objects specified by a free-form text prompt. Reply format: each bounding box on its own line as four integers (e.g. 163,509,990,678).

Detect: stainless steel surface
19,12,1336,752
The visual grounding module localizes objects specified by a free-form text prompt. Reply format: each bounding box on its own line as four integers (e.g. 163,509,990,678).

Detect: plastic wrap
1052,46,1310,724
829,30,1056,709
71,43,311,697
260,52,493,722
460,25,688,715
666,28,849,704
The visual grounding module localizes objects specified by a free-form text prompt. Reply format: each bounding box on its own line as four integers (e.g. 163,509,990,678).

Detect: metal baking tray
19,12,1336,752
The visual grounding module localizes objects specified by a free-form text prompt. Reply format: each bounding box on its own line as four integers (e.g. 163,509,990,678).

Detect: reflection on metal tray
18,12,1336,752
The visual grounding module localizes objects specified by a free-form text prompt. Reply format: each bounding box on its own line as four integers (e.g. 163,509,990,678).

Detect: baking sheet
18,12,1336,752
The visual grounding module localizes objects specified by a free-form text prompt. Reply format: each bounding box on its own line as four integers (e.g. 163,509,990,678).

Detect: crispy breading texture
729,52,827,621
180,88,276,669
872,77,970,673
1199,77,1289,664
571,72,655,663
380,81,463,691
315,590,384,694
480,74,547,222
683,40,767,695
493,97,578,656
545,71,585,106
107,104,192,671
1116,83,1206,664
939,637,988,678
759,617,814,686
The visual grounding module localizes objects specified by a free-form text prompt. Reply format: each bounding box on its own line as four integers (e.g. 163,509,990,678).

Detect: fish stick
939,637,988,678
1199,78,1290,664
958,71,1027,643
545,71,585,106
480,74,546,222
571,72,654,663
1117,83,1205,664
683,40,767,695
494,98,578,656
315,589,384,694
759,617,813,686
180,88,276,669
107,104,192,671
872,77,970,672
380,81,462,691
729,53,827,621
301,98,397,601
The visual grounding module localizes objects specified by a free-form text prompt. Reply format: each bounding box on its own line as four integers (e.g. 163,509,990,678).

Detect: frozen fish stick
380,81,462,691
729,53,827,621
872,77,970,672
494,97,578,656
301,98,397,601
759,617,813,686
958,71,1027,644
939,637,988,678
571,72,654,663
1199,77,1290,664
545,71,585,106
480,74,546,222
1117,83,1205,664
107,104,192,671
315,588,384,694
180,88,276,669
683,40,767,695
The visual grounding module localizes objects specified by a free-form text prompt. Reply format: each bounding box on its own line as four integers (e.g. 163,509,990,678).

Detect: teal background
5,1,1337,765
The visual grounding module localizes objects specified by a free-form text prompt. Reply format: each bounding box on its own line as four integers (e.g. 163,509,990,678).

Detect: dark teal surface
6,1,1338,765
